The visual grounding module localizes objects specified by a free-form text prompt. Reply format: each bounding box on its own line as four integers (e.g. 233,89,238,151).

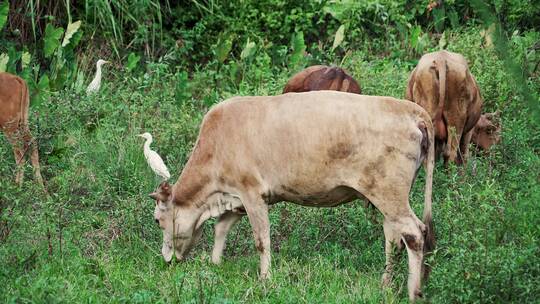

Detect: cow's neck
194,191,244,230
173,165,244,230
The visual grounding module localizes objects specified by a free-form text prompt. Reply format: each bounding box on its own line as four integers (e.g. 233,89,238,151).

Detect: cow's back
283,65,361,94
409,51,469,119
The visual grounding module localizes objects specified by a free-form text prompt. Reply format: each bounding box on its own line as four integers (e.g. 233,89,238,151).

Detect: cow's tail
434,57,446,124
421,117,436,280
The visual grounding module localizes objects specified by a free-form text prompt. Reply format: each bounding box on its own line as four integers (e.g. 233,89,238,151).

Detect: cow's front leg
382,218,404,287
212,211,243,264
244,197,271,279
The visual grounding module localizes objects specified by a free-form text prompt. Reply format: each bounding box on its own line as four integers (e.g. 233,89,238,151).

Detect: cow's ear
159,181,171,196
149,182,172,202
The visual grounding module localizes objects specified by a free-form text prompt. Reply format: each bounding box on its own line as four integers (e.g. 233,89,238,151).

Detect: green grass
1,27,539,303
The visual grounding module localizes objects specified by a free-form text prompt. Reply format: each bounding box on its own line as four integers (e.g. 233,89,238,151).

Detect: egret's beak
104,61,111,64
137,134,144,138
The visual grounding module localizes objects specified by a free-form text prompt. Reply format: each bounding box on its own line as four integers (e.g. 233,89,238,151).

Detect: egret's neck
143,137,153,153
94,64,102,81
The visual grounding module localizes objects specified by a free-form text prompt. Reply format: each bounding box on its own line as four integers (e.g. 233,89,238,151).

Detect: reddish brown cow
283,65,361,94
406,50,483,165
0,72,44,186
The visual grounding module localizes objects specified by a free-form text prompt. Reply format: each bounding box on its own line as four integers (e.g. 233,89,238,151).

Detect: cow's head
150,181,203,262
472,111,501,151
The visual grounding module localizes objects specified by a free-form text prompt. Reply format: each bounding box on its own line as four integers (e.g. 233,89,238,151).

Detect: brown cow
283,65,361,94
472,111,501,151
148,91,435,301
406,50,483,165
0,72,44,186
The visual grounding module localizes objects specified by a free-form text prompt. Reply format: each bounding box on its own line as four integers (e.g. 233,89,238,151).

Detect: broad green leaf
67,29,83,49
229,61,239,83
0,53,8,72
7,46,20,72
322,0,355,22
410,26,421,48
240,38,257,60
126,52,140,72
73,69,86,93
438,31,447,50
0,2,8,31
21,51,31,69
289,31,306,67
62,20,82,47
215,35,233,63
32,75,50,108
38,75,50,91
432,6,446,33
43,23,64,58
332,24,346,52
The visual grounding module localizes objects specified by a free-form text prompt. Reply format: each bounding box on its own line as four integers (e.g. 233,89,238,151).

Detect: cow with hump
406,50,484,165
149,91,436,301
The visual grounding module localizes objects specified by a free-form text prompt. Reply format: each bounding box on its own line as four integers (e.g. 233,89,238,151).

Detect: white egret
86,59,110,95
138,132,171,181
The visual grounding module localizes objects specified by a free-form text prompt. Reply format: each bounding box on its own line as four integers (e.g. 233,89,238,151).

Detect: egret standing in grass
86,59,110,95
138,132,171,181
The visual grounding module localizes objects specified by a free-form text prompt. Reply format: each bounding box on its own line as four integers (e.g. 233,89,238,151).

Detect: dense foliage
1,1,539,303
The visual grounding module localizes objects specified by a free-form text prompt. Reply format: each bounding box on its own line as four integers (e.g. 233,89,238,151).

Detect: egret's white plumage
138,132,171,180
86,59,109,95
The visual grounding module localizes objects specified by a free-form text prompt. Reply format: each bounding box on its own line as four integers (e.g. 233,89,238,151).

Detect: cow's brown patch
240,175,258,188
365,176,377,191
385,145,396,154
328,142,355,160
255,237,265,253
403,234,421,251
404,152,418,161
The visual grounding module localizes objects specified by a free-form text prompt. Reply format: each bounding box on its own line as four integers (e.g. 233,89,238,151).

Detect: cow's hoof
259,272,270,280
211,256,222,265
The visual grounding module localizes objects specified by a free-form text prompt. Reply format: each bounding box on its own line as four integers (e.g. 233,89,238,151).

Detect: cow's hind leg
457,129,473,165
23,127,44,187
6,134,25,185
381,212,425,301
400,216,425,301
212,211,243,264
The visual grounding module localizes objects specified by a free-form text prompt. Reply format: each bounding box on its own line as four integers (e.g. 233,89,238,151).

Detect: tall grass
6,0,170,58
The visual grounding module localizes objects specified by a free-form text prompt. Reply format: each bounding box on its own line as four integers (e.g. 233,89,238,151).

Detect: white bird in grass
138,132,171,181
86,59,110,95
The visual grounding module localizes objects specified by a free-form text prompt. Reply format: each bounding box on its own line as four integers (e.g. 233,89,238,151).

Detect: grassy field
1,28,539,303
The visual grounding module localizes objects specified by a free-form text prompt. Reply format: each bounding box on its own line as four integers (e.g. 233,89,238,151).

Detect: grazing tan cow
406,50,483,165
472,111,501,151
283,65,361,94
148,91,435,301
0,72,43,186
